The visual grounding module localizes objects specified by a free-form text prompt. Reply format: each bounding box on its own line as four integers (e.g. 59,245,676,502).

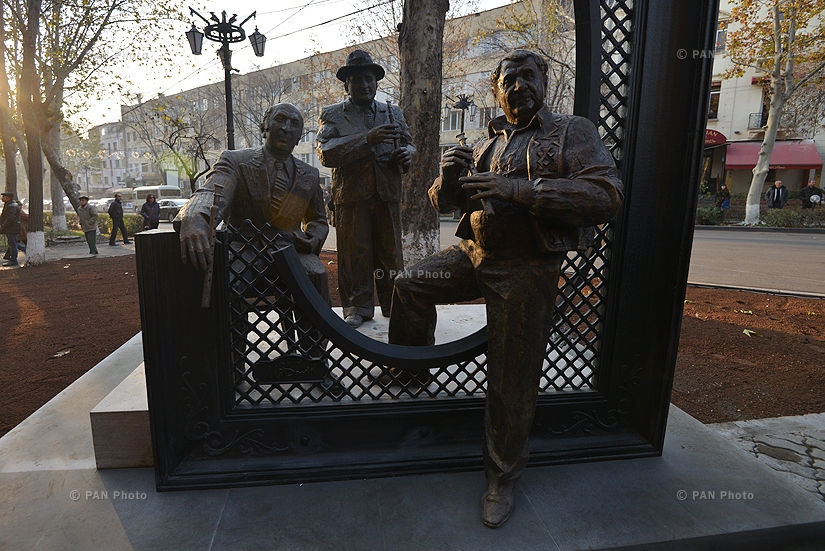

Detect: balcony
748,110,794,129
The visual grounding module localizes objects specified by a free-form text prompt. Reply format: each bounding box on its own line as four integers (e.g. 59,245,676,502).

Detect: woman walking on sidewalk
140,194,160,231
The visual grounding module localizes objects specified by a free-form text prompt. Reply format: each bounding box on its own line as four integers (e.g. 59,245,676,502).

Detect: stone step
89,363,152,469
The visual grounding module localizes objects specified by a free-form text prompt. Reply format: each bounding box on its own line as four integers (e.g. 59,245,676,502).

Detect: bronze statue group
177,48,623,528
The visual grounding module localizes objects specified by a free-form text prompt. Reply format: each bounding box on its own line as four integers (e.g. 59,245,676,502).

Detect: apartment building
703,2,824,195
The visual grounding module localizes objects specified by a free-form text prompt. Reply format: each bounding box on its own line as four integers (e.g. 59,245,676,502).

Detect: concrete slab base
4,331,825,549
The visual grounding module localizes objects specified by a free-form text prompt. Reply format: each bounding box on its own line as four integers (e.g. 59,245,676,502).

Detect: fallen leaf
63,264,70,269
684,300,693,304
51,349,71,358
738,310,753,315
807,312,820,317
742,329,758,337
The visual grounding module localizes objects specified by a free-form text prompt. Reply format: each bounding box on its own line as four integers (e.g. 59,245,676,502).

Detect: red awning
725,140,823,170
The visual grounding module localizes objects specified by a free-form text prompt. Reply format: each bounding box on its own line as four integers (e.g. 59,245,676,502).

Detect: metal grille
226,3,634,408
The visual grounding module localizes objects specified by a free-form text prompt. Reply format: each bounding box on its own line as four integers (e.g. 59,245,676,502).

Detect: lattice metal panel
543,0,634,394
225,222,601,408
599,0,634,166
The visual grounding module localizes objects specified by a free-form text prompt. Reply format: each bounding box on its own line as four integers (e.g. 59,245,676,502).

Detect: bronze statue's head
338,50,384,107
261,103,304,156
490,50,548,127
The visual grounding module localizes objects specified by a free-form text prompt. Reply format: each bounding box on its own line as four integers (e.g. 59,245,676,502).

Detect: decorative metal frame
137,0,719,490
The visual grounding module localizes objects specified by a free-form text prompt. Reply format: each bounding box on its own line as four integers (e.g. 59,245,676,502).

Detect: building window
478,107,497,128
296,153,312,165
442,110,462,132
715,20,728,52
300,130,314,143
708,82,721,119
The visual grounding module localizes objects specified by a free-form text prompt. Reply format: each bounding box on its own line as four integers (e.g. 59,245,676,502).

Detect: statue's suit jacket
316,99,415,205
179,147,328,255
430,107,623,255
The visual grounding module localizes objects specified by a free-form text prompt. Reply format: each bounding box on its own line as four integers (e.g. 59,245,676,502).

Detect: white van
132,185,183,213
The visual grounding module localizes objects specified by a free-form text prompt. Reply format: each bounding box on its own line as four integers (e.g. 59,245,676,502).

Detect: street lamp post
443,93,477,143
185,9,266,150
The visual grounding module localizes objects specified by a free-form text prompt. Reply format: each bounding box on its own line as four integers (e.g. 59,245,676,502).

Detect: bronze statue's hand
390,147,412,173
179,213,212,271
441,145,474,182
367,124,402,146
460,172,516,203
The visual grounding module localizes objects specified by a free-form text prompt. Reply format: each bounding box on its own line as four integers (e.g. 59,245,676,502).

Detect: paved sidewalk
0,238,136,269
711,414,825,503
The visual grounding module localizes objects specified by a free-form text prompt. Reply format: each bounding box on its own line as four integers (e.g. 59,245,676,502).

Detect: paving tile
374,471,557,551
0,469,133,551
211,479,385,551
97,467,228,551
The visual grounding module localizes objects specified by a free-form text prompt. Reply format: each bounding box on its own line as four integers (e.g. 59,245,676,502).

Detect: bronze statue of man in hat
316,49,416,328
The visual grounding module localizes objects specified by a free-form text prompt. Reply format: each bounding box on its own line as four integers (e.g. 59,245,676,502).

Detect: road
688,228,824,294
321,223,824,295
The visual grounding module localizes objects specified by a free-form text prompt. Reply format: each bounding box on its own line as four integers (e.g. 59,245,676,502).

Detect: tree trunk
744,81,785,225
398,0,449,265
0,7,17,195
42,137,80,208
49,121,68,230
21,0,45,265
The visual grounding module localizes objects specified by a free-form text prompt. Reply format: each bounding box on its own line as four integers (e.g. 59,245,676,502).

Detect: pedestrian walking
77,196,99,255
1,191,22,266
140,194,160,230
108,193,131,246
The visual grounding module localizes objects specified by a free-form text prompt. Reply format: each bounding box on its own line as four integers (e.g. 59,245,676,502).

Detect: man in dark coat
388,50,623,528
316,50,416,328
108,193,131,245
178,103,330,359
1,191,22,266
799,179,822,209
764,180,789,209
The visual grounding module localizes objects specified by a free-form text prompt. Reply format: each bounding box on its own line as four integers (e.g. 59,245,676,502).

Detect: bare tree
473,0,576,114
124,94,221,193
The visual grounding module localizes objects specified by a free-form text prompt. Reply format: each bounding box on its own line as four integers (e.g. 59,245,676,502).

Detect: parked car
96,198,116,212
158,198,188,222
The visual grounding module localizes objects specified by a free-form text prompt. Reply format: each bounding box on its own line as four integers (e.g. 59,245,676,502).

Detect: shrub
695,206,725,225
762,209,801,227
96,213,113,235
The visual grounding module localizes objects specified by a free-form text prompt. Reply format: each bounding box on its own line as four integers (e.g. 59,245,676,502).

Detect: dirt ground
1,252,823,436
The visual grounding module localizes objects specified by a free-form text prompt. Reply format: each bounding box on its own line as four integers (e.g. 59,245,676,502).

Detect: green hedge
762,209,801,227
44,211,143,236
695,206,725,225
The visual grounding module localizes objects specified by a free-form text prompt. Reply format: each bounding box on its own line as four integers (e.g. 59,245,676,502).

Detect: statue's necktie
270,160,289,218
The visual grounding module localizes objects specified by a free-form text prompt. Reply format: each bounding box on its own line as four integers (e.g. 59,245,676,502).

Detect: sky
85,0,511,128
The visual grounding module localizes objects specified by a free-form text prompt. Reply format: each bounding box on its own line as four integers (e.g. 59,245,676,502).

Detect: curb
695,225,825,234
687,281,825,300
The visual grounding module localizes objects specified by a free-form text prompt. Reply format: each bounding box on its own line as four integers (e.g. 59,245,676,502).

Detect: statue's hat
336,50,385,82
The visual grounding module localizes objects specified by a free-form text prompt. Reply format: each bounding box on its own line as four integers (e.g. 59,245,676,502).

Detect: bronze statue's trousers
389,245,564,485
335,198,403,318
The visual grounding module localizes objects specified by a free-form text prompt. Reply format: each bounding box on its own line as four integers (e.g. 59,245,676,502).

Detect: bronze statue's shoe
345,314,363,328
481,480,516,528
380,305,390,317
